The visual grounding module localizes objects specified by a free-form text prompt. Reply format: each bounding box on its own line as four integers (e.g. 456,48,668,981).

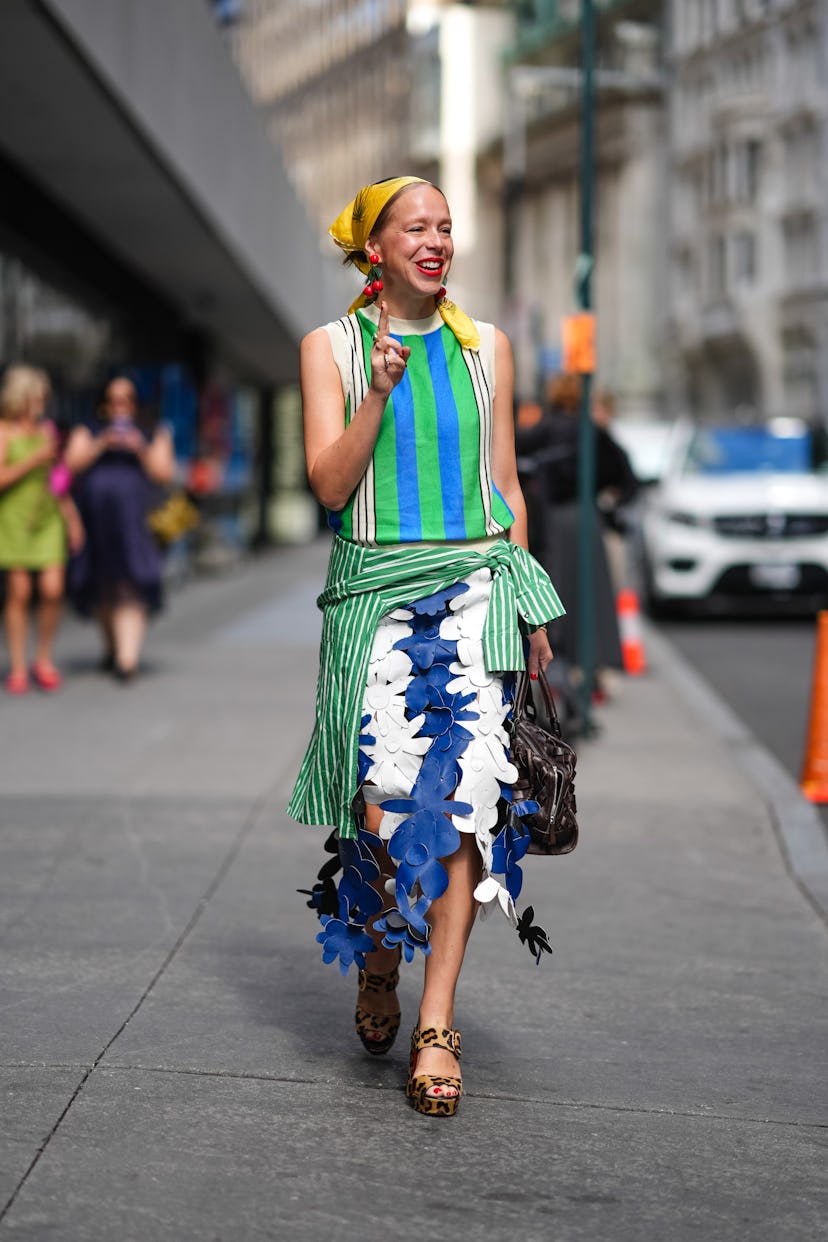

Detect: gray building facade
667,0,828,422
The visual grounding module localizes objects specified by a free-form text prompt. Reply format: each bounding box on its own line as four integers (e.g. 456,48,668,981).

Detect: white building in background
225,0,513,324
223,1,672,417
667,0,828,422
478,2,667,412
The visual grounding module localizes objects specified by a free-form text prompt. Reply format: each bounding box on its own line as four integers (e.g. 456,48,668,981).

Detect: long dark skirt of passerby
542,498,623,672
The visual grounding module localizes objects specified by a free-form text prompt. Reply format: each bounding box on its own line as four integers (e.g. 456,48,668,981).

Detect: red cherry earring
363,253,384,300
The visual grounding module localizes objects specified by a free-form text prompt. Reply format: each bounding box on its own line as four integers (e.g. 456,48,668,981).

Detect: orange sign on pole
561,313,596,375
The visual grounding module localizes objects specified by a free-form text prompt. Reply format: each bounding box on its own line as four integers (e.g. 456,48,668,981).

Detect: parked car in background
639,418,828,615
611,419,675,486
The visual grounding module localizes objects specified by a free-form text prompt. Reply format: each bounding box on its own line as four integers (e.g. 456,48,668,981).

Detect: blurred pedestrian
516,373,638,688
592,387,640,596
288,176,563,1117
65,375,175,681
0,364,84,695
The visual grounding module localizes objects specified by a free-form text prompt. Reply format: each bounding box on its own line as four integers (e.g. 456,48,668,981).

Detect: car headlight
665,510,703,528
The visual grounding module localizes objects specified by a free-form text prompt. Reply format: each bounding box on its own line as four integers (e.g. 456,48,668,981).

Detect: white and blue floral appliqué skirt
302,569,553,973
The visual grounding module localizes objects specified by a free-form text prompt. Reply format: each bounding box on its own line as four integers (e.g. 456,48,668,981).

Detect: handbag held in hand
508,671,579,856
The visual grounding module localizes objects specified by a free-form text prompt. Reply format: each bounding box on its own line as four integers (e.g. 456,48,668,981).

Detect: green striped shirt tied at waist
287,535,565,838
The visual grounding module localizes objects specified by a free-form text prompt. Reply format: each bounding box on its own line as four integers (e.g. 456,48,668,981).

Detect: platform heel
406,1025,462,1116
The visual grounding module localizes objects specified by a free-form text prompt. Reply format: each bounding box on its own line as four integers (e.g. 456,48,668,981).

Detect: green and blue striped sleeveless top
323,306,515,546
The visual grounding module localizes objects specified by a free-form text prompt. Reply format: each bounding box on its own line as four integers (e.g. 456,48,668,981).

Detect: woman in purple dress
65,376,175,680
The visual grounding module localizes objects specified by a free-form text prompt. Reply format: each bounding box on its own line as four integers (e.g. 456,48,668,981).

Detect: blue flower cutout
511,798,540,820
420,686,479,741
412,749,462,800
394,626,458,672
384,806,461,865
405,661,453,714
338,837,382,922
316,915,375,976
491,820,531,900
407,582,468,616
397,855,449,902
375,905,431,962
356,827,384,854
357,712,376,784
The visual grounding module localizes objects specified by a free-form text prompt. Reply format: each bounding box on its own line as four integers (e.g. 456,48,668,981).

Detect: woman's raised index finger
377,301,389,338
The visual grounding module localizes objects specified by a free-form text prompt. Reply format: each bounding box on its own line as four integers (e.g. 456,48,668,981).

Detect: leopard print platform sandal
355,964,401,1056
406,1025,463,1117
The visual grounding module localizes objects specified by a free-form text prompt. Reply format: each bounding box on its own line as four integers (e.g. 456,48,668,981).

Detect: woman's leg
4,569,32,676
414,831,481,1091
111,600,147,674
95,603,115,665
35,564,64,669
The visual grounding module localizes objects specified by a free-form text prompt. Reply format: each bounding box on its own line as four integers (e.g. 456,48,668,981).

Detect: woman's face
22,384,49,422
368,184,454,300
103,379,137,422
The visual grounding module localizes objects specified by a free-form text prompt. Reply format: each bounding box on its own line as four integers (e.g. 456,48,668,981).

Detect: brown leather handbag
508,671,579,856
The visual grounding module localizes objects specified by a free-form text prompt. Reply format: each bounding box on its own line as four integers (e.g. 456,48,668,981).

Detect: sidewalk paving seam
645,622,828,928
22,1062,827,1132
0,788,273,1226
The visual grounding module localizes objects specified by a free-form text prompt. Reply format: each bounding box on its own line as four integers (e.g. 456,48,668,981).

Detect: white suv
640,419,828,614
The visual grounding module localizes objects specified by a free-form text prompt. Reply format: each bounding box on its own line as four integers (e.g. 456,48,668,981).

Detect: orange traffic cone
617,589,647,675
800,611,828,802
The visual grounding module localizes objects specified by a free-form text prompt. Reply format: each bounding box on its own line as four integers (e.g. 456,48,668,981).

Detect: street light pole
576,0,597,736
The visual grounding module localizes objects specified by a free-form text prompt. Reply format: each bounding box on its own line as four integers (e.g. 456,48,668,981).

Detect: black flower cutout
516,905,553,964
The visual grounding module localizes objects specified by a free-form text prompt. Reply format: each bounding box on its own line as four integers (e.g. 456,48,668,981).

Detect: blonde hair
0,365,50,421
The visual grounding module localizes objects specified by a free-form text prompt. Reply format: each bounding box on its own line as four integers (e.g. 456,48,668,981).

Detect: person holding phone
288,177,564,1117
65,375,175,680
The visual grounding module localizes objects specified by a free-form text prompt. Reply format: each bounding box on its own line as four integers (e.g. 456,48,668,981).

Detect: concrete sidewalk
0,540,826,1241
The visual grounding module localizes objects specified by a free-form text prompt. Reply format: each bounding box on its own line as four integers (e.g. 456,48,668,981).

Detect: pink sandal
5,671,30,695
31,663,62,692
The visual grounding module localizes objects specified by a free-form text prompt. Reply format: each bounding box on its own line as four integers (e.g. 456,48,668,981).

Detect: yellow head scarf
328,177,480,351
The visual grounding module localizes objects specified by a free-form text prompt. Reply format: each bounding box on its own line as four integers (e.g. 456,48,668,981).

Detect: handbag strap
513,670,563,737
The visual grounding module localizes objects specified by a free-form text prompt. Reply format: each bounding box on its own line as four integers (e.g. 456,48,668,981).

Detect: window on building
745,139,761,200
712,141,729,204
674,246,698,300
782,329,818,422
733,138,762,203
783,214,821,288
709,233,728,296
732,231,757,283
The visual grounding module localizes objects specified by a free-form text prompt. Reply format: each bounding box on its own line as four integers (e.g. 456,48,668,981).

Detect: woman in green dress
0,365,83,694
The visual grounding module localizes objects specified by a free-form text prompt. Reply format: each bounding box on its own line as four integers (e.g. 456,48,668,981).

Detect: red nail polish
530,672,538,681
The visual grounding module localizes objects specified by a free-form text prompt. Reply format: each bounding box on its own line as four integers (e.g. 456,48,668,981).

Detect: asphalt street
1,539,826,1241
660,614,816,783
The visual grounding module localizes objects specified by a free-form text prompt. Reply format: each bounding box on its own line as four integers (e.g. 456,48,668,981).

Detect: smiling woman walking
288,176,564,1117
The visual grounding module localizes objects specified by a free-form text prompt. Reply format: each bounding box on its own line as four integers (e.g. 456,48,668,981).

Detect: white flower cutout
474,875,517,926
449,570,491,613
366,647,412,687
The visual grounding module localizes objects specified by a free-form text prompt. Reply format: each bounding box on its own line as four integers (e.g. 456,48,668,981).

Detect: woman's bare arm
64,425,108,475
141,426,176,486
0,424,55,490
302,303,410,512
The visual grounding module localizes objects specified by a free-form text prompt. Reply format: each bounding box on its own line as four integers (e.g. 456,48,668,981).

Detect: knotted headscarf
328,176,480,351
